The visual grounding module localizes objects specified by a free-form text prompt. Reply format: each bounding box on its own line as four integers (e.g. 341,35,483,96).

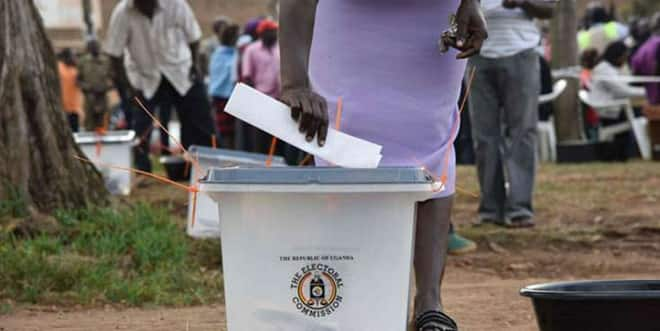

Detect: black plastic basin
521,280,660,331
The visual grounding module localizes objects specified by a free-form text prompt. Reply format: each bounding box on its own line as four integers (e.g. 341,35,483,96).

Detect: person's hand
189,64,203,84
126,86,143,104
280,87,329,147
502,0,523,9
453,0,488,59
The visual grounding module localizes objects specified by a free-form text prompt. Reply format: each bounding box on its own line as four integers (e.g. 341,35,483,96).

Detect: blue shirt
208,46,238,98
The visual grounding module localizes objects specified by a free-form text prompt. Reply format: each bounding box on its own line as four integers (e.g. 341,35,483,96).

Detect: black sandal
415,311,459,331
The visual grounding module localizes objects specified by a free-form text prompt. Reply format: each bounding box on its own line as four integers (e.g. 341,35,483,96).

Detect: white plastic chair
578,90,651,160
536,80,567,162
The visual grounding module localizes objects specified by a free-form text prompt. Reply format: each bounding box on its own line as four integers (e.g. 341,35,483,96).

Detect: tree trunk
551,0,584,142
0,0,109,213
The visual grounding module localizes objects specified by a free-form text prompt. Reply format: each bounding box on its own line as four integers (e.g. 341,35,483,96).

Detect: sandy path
3,269,657,331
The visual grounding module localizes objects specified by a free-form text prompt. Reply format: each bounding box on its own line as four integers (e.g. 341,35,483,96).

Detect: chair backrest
539,79,568,104
578,89,628,109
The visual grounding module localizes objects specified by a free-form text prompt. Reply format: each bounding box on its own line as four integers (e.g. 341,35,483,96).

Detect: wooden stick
459,66,477,114
266,136,278,167
211,135,217,149
190,191,198,227
299,154,313,166
335,97,344,130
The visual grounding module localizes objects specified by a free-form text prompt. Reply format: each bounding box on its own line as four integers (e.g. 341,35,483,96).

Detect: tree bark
0,0,109,213
551,0,584,142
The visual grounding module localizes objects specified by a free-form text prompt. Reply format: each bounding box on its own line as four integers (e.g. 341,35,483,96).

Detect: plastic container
74,130,136,195
186,145,286,239
202,167,439,331
160,156,191,182
521,280,660,331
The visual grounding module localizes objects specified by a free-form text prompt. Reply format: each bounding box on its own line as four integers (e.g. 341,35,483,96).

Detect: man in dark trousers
104,0,217,172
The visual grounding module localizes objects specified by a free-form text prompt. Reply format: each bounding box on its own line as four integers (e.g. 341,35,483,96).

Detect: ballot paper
225,84,383,168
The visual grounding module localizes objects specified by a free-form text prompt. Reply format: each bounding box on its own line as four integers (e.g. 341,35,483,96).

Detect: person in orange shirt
58,48,83,132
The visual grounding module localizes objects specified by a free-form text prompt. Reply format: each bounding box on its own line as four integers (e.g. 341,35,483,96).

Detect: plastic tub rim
520,279,660,301
74,130,136,144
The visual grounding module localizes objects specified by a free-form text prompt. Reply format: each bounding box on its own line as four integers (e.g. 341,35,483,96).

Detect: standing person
78,40,114,132
632,13,660,106
578,2,628,55
200,16,230,78
468,0,554,228
242,19,281,98
58,48,83,133
279,0,487,329
209,24,240,149
241,19,281,154
104,0,217,172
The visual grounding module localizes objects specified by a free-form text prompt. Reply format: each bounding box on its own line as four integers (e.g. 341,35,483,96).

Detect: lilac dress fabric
309,0,466,198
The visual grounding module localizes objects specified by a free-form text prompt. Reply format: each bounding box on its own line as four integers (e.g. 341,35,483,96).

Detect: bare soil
2,162,660,331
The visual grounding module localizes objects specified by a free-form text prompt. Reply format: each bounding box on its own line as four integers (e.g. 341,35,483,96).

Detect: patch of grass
0,204,222,307
0,183,28,219
0,301,13,315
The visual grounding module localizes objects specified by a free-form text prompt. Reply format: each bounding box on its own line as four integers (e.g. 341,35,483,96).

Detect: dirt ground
2,162,660,331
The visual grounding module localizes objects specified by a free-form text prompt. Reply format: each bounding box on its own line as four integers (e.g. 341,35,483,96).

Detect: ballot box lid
74,130,136,145
188,145,286,167
203,167,434,185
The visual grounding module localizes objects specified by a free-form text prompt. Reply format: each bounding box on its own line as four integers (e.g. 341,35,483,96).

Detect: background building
39,0,275,50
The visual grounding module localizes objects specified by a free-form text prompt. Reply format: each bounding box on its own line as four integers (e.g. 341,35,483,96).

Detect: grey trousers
467,49,540,221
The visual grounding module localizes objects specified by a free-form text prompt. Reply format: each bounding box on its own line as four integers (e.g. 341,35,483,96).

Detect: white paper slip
225,84,383,168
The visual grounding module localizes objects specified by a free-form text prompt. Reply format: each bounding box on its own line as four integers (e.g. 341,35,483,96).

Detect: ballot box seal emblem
290,263,344,318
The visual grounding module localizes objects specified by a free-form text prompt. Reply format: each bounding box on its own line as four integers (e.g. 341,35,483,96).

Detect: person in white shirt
105,0,217,172
590,41,646,111
590,41,646,161
468,0,554,228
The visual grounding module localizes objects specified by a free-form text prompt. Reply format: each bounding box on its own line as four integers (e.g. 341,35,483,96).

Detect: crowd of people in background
573,4,660,160
55,3,290,163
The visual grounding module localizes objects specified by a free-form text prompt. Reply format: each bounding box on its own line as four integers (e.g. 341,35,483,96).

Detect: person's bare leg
414,196,453,317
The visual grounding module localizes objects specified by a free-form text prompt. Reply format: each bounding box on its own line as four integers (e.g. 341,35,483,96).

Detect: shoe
415,311,459,331
506,216,535,229
475,217,505,227
448,232,477,255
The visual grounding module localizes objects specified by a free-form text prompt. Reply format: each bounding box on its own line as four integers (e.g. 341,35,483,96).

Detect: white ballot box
74,131,136,195
202,167,439,331
186,145,286,239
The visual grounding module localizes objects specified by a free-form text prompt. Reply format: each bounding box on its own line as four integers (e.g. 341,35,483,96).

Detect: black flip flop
415,311,459,331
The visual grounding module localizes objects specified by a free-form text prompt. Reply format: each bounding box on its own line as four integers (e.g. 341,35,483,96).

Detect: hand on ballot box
280,87,329,147
225,84,383,168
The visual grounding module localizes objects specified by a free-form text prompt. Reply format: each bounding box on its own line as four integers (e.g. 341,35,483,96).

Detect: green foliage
0,184,28,219
0,204,222,307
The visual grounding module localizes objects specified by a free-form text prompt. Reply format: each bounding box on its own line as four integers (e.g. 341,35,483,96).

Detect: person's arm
77,65,90,93
104,4,136,98
110,56,136,97
279,0,329,146
596,64,646,99
179,0,203,82
502,0,555,19
604,79,646,99
453,0,489,58
240,47,255,87
189,41,202,82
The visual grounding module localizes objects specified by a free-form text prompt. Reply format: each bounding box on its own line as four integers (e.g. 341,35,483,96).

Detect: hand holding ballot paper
225,84,383,168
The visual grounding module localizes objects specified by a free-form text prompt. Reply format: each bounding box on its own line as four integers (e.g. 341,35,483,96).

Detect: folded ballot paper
225,84,383,168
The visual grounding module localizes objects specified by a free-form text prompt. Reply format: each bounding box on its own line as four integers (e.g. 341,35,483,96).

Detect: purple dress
310,0,466,198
